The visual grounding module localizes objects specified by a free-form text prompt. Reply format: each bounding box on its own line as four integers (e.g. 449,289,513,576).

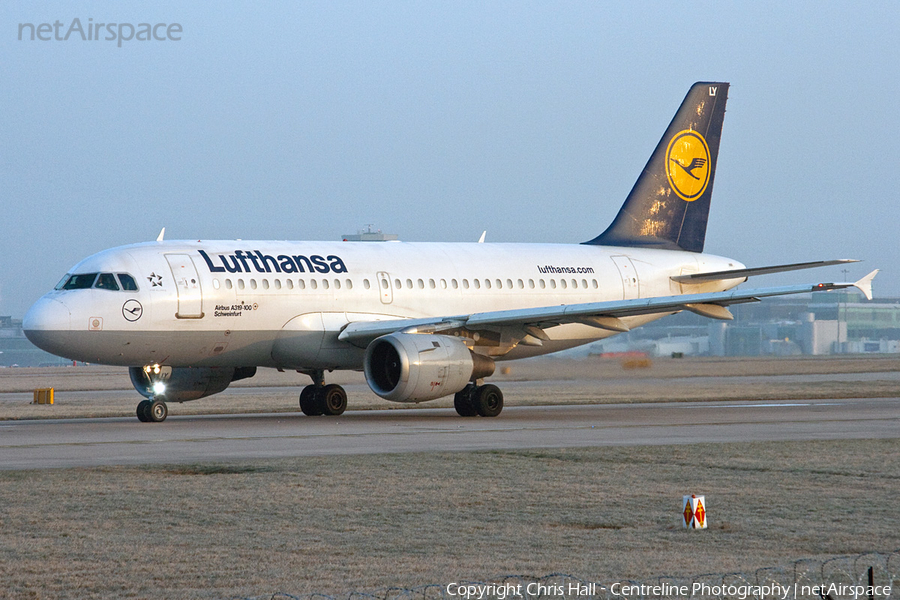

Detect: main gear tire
299,385,325,416
321,384,347,416
473,384,503,417
454,385,478,417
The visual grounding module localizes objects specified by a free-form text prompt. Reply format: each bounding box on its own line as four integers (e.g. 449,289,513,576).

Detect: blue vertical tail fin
584,82,729,253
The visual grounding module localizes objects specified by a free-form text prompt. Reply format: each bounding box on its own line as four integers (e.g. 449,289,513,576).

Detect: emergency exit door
610,256,640,300
377,271,393,304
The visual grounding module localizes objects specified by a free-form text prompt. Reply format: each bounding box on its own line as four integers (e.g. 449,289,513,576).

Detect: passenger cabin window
60,273,99,290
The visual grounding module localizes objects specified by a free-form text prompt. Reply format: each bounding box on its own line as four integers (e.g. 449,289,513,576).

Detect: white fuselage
24,240,744,369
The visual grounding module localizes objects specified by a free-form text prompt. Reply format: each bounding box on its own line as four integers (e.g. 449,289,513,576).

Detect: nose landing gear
136,398,168,422
134,364,171,422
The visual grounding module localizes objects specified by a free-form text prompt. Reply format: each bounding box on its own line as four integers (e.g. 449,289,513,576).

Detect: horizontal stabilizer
671,259,860,283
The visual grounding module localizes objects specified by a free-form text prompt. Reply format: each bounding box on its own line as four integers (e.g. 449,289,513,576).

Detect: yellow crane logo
666,130,710,201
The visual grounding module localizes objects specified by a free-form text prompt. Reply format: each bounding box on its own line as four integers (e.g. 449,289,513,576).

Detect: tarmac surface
3,396,899,470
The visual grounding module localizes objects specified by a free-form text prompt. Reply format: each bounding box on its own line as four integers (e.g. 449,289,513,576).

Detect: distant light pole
837,268,850,354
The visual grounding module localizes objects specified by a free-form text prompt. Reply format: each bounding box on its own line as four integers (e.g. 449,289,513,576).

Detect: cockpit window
60,273,99,290
117,273,139,291
94,273,120,291
55,272,140,292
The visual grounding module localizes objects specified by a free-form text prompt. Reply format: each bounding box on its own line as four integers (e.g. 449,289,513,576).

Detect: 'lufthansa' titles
199,250,348,274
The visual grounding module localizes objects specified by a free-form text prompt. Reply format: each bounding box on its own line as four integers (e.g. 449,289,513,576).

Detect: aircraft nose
23,296,72,354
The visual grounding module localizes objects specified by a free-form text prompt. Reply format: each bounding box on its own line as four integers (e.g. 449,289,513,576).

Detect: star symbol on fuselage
148,272,163,287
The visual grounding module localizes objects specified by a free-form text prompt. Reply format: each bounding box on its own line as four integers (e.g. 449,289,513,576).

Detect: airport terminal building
0,316,69,367
588,291,900,357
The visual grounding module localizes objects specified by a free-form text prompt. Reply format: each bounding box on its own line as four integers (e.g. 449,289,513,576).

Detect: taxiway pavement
2,397,899,470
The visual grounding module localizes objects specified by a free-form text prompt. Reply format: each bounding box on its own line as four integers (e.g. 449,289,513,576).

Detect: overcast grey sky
2,1,898,318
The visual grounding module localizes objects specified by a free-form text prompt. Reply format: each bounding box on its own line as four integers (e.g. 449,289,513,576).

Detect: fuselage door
165,254,204,318
377,271,393,304
611,255,640,300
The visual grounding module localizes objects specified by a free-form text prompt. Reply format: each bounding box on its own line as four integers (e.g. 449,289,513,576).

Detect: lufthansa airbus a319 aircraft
24,82,877,422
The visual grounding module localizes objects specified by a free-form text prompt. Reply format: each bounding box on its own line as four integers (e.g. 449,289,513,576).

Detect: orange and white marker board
682,495,707,529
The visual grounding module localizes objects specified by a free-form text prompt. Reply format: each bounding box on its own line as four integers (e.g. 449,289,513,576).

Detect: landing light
152,382,166,396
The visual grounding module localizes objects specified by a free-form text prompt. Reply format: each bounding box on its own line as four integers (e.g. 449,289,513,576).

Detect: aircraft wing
338,271,878,348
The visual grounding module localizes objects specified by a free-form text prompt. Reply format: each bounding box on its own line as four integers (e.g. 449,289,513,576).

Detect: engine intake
364,333,494,402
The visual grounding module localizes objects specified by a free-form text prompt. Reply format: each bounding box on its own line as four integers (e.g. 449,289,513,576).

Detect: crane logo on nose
123,300,143,322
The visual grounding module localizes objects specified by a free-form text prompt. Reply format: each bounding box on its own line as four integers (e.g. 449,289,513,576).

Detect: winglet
478,231,486,244
156,227,166,242
853,270,878,301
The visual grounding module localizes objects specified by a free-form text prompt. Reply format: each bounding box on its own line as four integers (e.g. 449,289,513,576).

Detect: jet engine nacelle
129,366,257,402
364,333,495,402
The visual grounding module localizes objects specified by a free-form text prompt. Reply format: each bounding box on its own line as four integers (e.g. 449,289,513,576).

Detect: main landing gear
136,398,168,423
299,370,347,416
454,383,504,417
